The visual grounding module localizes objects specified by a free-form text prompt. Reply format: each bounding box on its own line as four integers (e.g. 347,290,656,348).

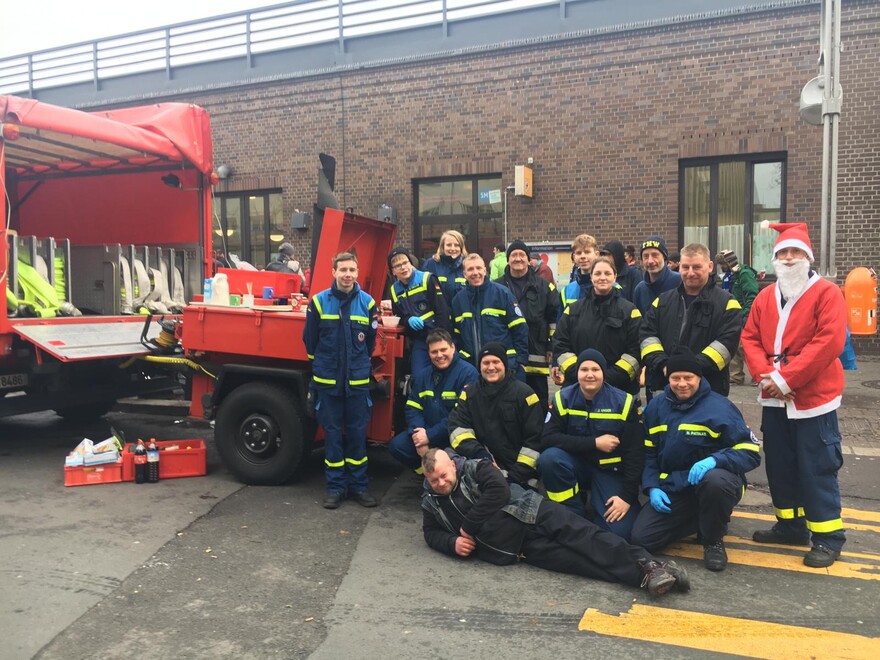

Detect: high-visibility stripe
349,378,370,386
631,308,642,318
481,307,506,316
306,353,314,360
418,390,435,398
659,472,668,479
652,297,660,307
644,439,655,448
350,315,370,324
726,298,742,310
528,353,547,363
455,277,466,284
621,393,634,420
506,348,517,355
640,337,663,358
591,411,626,420
419,310,435,321
774,506,806,519
648,424,667,434
325,459,344,468
346,456,368,466
459,390,468,400
554,390,566,415
599,456,622,465
368,299,376,309
390,287,399,303
314,376,336,385
524,365,551,374
414,467,424,475
437,276,447,282
450,427,476,449
546,483,579,502
525,393,540,406
559,352,577,373
321,314,341,320
615,354,638,378
441,391,458,399
406,400,423,410
732,442,760,452
806,518,844,533
509,317,527,328
679,423,721,438
455,312,473,322
517,450,539,469
701,341,729,370
314,297,324,315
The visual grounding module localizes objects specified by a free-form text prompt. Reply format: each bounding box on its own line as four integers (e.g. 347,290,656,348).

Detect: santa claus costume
742,222,847,566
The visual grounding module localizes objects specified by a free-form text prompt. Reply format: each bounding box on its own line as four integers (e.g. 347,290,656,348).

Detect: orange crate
64,461,124,487
121,439,207,481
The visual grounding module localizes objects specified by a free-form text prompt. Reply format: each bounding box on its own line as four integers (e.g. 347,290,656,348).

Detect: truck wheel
54,400,116,422
214,382,311,485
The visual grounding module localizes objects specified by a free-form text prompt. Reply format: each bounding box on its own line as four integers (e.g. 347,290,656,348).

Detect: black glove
506,462,534,486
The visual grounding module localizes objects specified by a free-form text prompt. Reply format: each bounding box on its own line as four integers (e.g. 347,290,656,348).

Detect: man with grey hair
639,243,743,397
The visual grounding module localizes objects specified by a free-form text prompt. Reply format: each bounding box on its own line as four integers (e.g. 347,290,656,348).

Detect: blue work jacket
405,354,479,445
451,279,528,369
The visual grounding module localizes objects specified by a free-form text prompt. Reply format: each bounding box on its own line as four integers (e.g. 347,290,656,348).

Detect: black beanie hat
387,246,412,271
666,346,703,377
506,240,530,260
479,342,508,369
641,236,669,259
577,348,607,373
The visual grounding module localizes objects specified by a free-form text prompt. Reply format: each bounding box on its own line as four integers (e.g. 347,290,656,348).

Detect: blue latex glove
407,316,425,331
649,488,671,513
688,456,717,485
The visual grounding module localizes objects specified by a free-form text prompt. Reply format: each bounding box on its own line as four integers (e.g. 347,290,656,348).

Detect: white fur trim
774,238,814,260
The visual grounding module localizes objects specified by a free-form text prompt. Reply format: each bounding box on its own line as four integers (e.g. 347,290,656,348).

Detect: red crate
121,440,207,481
64,461,124,487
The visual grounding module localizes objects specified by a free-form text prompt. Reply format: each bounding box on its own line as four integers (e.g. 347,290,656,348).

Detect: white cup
242,294,255,307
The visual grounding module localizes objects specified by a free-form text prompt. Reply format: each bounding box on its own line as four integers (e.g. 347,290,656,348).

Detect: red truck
2,95,405,484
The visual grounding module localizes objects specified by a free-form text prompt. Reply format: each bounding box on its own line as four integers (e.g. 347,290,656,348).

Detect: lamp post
502,185,515,248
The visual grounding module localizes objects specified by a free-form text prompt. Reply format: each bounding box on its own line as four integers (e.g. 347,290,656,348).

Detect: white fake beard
773,257,811,302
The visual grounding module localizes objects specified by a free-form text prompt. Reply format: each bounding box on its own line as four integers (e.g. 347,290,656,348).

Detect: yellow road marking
726,535,880,561
732,510,880,534
842,507,880,524
663,541,880,580
579,604,880,659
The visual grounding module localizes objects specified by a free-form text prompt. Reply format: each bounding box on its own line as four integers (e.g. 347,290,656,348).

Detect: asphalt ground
2,358,880,659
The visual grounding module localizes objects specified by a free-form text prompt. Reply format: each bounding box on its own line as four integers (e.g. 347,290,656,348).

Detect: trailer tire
54,400,116,422
214,382,311,485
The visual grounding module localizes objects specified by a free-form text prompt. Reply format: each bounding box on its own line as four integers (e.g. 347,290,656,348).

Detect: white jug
210,273,230,306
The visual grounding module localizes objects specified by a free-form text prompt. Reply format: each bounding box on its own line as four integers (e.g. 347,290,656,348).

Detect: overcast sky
0,0,269,58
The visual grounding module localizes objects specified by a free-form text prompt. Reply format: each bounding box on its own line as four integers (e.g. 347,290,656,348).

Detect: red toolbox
64,461,124,487
121,439,207,480
217,268,302,298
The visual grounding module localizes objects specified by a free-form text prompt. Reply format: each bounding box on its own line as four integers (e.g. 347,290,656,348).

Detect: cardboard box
122,440,207,481
64,461,124,487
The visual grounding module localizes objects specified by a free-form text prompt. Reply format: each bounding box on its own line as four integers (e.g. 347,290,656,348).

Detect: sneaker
351,490,378,508
640,561,676,597
752,525,810,546
662,560,691,593
804,544,841,568
704,540,728,572
323,491,345,509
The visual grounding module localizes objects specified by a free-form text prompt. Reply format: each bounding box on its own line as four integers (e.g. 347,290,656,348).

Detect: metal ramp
11,319,161,362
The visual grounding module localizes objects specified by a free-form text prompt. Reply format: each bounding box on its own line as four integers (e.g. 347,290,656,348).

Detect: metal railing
0,0,579,95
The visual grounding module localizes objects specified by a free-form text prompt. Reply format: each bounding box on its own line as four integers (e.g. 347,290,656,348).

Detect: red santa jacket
741,273,846,419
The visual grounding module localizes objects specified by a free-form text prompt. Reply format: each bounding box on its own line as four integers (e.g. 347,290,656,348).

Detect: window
680,155,785,274
414,175,503,262
212,191,284,268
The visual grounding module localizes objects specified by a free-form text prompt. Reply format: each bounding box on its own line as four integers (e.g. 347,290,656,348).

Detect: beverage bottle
203,278,213,302
134,440,147,484
147,438,160,483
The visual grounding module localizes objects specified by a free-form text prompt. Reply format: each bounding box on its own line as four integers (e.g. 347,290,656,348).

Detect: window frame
212,189,283,268
678,153,787,268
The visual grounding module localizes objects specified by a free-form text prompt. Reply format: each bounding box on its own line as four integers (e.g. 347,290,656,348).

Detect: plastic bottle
134,439,147,484
147,438,160,483
203,277,213,302
211,273,229,306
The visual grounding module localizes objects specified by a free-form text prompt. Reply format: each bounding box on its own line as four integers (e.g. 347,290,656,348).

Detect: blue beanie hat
577,348,607,373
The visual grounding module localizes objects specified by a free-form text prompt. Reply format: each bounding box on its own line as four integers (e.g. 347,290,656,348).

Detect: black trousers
525,373,550,414
521,500,652,587
629,468,743,552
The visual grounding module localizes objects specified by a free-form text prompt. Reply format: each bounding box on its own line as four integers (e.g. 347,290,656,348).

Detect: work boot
323,491,345,509
703,540,728,572
804,544,841,568
351,490,378,508
639,561,676,597
752,524,810,546
663,560,691,593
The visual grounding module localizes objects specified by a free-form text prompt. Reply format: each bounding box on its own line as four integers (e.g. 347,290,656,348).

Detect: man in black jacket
420,448,689,597
639,243,743,396
496,240,561,411
447,342,544,485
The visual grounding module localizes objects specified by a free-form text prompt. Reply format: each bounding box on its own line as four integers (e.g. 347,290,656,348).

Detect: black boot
639,561,676,597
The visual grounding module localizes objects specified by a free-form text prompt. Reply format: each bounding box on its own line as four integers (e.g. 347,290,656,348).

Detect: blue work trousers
537,447,641,542
315,390,371,494
761,408,846,551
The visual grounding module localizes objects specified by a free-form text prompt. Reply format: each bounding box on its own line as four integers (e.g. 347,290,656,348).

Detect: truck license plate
0,373,28,390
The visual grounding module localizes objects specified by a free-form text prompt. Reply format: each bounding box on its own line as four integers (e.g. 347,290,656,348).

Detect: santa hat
761,221,814,261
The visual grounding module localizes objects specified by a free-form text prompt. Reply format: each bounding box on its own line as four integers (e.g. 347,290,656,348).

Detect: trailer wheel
54,400,116,422
214,382,311,485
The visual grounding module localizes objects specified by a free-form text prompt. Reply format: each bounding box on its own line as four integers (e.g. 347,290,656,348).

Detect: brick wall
161,1,878,351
